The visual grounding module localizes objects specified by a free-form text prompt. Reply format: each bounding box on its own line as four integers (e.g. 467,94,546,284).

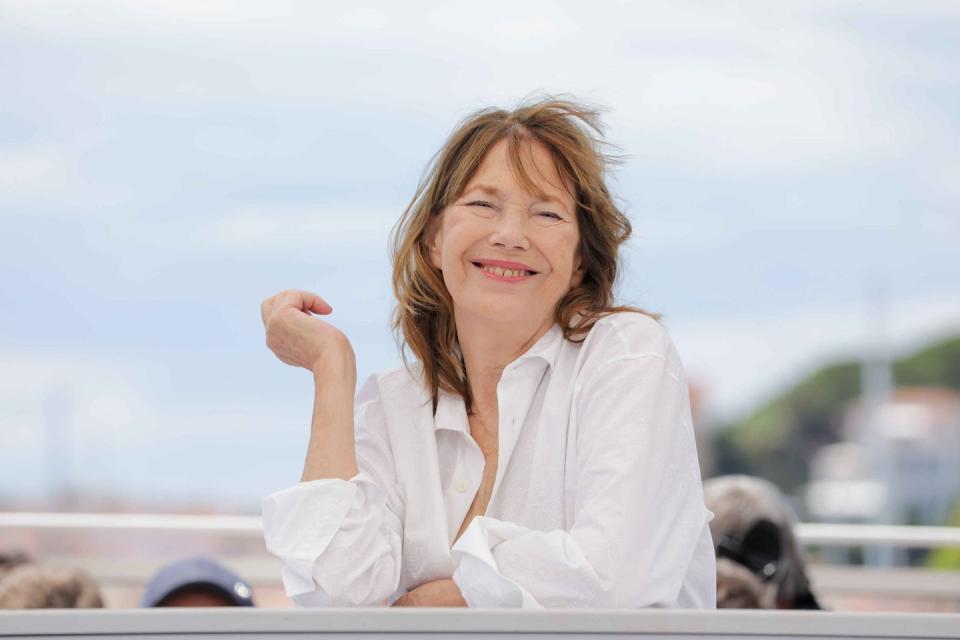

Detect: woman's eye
538,211,563,220
467,201,493,208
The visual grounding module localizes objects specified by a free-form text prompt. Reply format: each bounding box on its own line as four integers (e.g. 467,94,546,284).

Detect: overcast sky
2,1,958,511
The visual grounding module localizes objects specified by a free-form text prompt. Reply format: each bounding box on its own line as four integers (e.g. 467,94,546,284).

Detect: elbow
584,560,686,609
298,544,402,607
294,587,393,608
289,581,391,608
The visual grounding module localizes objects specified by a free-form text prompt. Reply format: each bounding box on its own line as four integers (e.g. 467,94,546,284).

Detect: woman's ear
569,250,584,288
427,213,443,270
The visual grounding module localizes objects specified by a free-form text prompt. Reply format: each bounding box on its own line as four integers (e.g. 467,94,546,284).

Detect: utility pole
860,275,896,566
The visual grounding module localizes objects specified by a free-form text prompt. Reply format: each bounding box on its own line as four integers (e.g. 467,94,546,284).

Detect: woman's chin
455,300,548,329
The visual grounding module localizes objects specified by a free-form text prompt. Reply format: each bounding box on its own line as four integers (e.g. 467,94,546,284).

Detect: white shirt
262,312,716,608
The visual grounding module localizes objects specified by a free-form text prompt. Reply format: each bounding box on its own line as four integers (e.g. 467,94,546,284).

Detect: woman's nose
489,209,530,250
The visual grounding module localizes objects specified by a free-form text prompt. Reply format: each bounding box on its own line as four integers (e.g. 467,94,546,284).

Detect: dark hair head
0,564,104,609
704,475,822,610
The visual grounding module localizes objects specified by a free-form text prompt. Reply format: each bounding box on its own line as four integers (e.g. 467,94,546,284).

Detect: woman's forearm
300,352,360,482
391,579,466,607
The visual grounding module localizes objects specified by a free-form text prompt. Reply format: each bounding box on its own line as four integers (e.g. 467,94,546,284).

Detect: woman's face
429,138,582,329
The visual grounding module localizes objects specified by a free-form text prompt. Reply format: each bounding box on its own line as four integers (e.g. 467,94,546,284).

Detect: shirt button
455,480,467,493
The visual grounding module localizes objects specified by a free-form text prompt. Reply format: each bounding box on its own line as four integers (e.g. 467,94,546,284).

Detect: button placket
444,430,486,546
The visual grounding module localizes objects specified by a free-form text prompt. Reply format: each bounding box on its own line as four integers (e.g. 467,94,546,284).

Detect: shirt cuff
450,516,543,609
262,473,382,597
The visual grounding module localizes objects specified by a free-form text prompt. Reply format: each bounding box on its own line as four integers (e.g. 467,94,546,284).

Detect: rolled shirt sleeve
261,376,404,607
451,343,715,608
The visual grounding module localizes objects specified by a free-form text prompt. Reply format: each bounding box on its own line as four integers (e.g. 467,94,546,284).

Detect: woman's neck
454,309,554,417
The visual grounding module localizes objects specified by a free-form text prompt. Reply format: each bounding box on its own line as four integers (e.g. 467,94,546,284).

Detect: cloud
4,1,954,178
0,348,311,504
339,7,390,31
188,202,404,250
0,350,311,444
0,138,132,210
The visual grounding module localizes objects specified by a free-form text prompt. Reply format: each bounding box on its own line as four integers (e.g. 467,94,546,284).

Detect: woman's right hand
260,290,355,377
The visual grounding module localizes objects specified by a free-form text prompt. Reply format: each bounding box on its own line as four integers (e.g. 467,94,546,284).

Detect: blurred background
1,0,958,612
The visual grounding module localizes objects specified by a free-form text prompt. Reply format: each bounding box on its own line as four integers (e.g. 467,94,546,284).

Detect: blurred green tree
710,334,960,496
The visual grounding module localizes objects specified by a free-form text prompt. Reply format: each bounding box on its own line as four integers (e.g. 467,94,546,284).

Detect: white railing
3,512,959,610
1,608,960,639
796,523,960,549
3,512,959,549
0,511,262,533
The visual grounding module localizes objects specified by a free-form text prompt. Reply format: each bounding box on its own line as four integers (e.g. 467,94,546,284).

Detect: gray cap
140,556,254,607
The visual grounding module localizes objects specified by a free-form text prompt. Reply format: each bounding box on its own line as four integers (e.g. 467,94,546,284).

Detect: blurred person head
0,551,31,583
0,563,103,609
141,556,254,608
392,96,657,413
704,475,822,610
716,557,768,609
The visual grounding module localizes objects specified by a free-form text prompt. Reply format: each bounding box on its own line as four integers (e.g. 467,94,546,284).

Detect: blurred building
806,386,960,527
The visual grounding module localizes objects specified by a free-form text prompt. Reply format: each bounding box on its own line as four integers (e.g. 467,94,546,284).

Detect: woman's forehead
462,138,573,204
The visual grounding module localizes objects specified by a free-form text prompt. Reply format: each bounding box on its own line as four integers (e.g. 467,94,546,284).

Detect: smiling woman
258,97,716,609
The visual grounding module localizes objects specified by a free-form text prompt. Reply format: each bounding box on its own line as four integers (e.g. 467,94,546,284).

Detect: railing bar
797,523,960,547
2,512,959,548
0,512,263,532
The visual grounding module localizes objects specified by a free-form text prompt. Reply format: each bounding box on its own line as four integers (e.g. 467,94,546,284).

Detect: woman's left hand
391,579,467,607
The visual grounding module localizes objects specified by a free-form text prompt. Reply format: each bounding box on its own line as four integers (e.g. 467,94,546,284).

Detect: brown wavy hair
391,97,659,414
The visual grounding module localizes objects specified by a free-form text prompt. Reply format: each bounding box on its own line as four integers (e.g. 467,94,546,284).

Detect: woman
260,98,716,608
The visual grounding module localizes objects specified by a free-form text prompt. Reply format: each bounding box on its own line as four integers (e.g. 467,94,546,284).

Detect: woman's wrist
302,350,360,481
310,341,356,382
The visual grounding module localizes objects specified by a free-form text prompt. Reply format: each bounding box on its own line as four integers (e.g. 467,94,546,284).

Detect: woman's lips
472,261,536,282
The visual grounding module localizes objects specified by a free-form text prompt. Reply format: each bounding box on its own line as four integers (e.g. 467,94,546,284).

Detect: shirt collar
433,322,564,434
434,386,469,434
505,321,564,373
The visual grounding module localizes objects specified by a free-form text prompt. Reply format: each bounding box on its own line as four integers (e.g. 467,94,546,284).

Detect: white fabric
262,312,716,608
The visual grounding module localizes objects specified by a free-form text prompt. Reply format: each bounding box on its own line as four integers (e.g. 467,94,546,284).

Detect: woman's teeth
481,265,530,278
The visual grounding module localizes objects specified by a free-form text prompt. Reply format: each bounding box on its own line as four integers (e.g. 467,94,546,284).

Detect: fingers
260,296,273,327
276,290,332,315
302,292,333,315
261,290,332,327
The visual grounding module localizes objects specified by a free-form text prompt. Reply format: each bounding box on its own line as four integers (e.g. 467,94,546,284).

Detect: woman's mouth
471,261,537,282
